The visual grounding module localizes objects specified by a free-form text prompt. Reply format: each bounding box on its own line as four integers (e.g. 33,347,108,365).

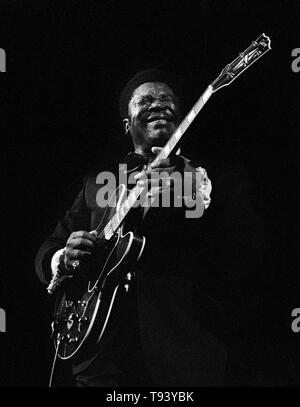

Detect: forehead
131,82,175,100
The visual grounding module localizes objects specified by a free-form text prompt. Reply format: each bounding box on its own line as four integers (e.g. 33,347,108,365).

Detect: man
35,69,228,386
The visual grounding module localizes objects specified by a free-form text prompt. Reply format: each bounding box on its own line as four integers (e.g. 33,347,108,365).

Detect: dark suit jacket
35,153,263,386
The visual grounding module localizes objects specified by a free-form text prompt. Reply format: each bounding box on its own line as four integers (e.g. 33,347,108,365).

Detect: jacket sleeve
35,178,90,285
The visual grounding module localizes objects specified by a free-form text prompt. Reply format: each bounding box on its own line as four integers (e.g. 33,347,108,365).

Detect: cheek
129,117,147,136
131,114,146,128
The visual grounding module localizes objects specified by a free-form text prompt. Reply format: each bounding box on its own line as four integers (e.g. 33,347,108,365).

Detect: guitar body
52,185,146,359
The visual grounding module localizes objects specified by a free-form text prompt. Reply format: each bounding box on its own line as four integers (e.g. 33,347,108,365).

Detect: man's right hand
64,230,97,270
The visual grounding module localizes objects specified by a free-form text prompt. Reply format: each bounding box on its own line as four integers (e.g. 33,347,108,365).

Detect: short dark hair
119,68,181,120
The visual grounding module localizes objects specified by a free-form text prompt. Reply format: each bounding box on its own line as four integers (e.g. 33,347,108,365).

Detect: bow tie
123,152,153,173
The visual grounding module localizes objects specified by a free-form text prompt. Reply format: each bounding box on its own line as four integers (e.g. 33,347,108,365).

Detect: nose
148,99,167,111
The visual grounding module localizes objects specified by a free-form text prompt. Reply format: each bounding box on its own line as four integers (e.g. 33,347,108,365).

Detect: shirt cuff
51,248,66,277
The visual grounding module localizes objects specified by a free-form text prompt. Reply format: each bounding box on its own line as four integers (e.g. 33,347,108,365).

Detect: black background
0,0,299,387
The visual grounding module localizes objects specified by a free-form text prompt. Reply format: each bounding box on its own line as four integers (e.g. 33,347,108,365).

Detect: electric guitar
51,33,271,360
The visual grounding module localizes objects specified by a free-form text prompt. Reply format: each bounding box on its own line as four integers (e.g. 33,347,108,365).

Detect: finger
89,230,98,239
151,146,163,155
151,157,184,172
150,159,171,169
67,238,95,250
150,156,183,169
67,249,92,259
71,231,97,241
150,147,163,168
134,171,148,181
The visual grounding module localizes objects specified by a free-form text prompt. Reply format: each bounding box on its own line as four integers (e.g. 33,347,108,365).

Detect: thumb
151,146,163,156
89,230,98,237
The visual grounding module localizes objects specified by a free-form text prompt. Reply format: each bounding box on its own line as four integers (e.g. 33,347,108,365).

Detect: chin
149,128,172,142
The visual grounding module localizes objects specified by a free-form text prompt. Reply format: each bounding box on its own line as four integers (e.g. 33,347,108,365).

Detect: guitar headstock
211,33,271,92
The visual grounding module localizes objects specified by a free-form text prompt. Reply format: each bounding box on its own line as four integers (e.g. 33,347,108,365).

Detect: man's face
125,82,179,153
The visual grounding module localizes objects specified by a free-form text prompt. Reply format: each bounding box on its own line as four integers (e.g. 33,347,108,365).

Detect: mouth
146,115,174,123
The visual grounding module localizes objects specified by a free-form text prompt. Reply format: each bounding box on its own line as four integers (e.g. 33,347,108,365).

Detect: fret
187,109,196,123
203,86,213,103
168,136,176,152
164,144,170,156
174,128,182,141
177,117,189,136
194,96,205,115
193,87,213,115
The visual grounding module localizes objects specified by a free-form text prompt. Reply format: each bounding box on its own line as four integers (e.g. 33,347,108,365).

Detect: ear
122,118,130,135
